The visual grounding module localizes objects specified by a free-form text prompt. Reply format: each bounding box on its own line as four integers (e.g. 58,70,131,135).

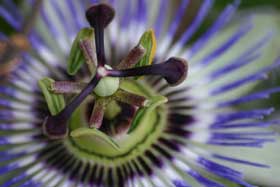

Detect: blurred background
0,0,279,186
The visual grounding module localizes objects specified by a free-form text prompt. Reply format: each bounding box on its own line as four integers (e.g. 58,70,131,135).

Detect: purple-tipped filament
43,3,188,139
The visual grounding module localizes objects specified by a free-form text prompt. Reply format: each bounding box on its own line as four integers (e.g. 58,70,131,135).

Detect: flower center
66,78,168,158
39,3,188,150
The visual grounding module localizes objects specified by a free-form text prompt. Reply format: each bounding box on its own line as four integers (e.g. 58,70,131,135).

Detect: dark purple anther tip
86,3,115,28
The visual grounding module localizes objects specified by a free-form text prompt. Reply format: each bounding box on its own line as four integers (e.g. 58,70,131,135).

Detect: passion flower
0,0,279,187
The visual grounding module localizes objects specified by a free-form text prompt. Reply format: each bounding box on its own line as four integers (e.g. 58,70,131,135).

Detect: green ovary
64,79,167,164
94,76,120,97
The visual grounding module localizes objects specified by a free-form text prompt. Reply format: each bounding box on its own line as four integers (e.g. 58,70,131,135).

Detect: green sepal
38,77,65,116
135,29,157,68
70,127,120,151
128,95,167,133
67,28,94,75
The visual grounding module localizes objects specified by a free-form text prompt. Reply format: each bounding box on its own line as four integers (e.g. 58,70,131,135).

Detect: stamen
86,3,115,66
43,75,101,139
79,39,97,74
108,57,188,86
51,81,87,94
116,44,146,70
113,89,148,107
89,98,106,129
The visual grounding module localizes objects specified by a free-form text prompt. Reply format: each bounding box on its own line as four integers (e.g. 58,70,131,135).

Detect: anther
113,89,148,107
79,39,97,73
51,81,87,94
89,99,106,129
116,44,146,70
